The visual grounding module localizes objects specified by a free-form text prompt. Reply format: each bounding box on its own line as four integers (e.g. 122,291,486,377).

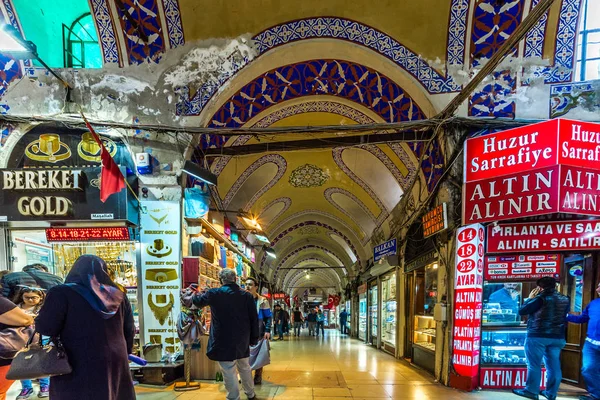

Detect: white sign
140,201,181,355
91,213,114,220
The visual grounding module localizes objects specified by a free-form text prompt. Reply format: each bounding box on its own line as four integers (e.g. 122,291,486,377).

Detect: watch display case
358,295,367,340
482,282,523,326
381,272,397,348
369,284,378,343
413,315,436,352
481,330,529,365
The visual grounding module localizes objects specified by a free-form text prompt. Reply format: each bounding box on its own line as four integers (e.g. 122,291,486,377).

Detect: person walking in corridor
316,309,325,337
307,308,317,336
567,282,600,400
245,277,272,385
292,307,304,336
340,308,349,335
513,277,570,400
182,269,258,400
273,304,287,341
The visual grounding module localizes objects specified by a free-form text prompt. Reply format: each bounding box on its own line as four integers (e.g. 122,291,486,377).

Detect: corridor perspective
125,330,583,400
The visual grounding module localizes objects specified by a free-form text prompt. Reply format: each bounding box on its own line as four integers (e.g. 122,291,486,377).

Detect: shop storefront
358,283,367,341
404,251,438,373
451,119,600,391
0,123,141,352
380,270,397,355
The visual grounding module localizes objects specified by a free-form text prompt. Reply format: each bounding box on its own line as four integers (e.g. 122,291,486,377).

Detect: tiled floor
7,330,587,399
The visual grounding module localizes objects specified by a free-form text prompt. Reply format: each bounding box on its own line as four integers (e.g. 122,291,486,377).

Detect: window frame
62,12,100,68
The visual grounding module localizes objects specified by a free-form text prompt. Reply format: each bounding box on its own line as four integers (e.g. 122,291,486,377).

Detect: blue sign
374,238,397,262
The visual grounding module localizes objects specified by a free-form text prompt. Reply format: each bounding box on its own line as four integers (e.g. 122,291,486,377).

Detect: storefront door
368,280,378,346
561,254,597,386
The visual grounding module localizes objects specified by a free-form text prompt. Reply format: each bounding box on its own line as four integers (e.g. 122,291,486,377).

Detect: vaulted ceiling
0,0,585,295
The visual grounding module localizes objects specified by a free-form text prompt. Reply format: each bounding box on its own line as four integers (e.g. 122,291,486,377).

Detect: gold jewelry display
146,239,173,258
148,292,174,325
145,268,178,283
25,134,71,163
77,132,117,162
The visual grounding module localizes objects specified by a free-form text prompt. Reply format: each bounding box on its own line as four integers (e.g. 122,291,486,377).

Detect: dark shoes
253,377,262,385
513,389,539,400
540,391,556,400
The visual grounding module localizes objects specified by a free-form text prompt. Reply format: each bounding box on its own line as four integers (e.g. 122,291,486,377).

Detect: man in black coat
182,269,258,400
1,264,63,300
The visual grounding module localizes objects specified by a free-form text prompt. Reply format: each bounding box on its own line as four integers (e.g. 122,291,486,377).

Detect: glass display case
424,263,438,315
413,315,436,352
358,294,367,340
482,282,523,326
369,283,378,345
381,272,397,349
481,330,528,365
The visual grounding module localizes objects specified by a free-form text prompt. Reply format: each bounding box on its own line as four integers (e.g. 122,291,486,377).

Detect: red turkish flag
293,295,299,306
83,116,125,202
333,295,341,307
324,295,334,309
284,295,291,307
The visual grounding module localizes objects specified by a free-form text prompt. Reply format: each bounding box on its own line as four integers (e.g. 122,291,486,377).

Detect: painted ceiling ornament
289,164,329,188
298,226,321,235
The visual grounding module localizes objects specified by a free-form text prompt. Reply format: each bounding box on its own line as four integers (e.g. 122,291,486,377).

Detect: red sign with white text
487,219,600,253
452,224,485,387
463,166,560,224
559,119,600,170
465,120,559,183
480,367,547,389
46,227,130,242
484,254,560,281
463,119,600,223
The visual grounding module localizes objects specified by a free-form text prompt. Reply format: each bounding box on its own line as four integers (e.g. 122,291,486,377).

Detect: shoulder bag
7,331,72,380
0,325,33,360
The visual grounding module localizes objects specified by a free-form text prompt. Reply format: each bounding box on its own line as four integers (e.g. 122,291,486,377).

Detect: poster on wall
452,224,485,390
140,201,182,355
484,254,560,281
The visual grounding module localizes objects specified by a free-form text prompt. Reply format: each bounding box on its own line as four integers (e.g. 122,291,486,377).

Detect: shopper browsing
339,308,349,335
307,309,317,336
244,277,272,385
567,282,600,400
292,307,304,336
316,309,325,337
513,277,570,400
1,264,62,301
14,288,49,399
181,269,258,400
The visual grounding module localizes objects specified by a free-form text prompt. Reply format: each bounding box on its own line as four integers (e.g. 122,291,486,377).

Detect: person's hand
264,332,271,340
528,287,542,299
180,288,196,308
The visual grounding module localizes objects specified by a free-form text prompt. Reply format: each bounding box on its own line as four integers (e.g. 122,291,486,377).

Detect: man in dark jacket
567,281,600,400
340,308,349,335
181,269,258,400
1,264,63,300
513,277,570,400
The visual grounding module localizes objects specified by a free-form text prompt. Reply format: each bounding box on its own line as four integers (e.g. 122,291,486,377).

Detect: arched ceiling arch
279,255,345,288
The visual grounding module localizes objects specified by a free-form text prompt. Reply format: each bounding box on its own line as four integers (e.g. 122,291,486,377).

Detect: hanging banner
463,119,600,224
487,219,600,253
485,254,560,281
452,224,485,390
422,203,448,237
140,201,181,355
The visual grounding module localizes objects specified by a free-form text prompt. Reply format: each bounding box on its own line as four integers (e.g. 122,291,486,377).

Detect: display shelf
414,341,436,352
481,329,530,366
186,218,254,266
415,328,436,337
413,315,436,352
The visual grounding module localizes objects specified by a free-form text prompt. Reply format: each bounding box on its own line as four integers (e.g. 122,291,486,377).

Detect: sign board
273,293,286,300
139,201,181,355
484,254,560,281
480,367,546,389
357,284,367,295
374,238,397,263
46,227,130,242
452,224,485,388
422,203,448,237
0,167,133,223
463,119,600,223
405,250,437,273
487,219,600,253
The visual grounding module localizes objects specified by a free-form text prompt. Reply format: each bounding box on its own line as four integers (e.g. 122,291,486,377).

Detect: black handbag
0,326,33,359
6,332,72,380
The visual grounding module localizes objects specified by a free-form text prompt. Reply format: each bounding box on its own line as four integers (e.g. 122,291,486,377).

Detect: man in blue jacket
181,269,258,400
513,277,570,400
567,281,600,400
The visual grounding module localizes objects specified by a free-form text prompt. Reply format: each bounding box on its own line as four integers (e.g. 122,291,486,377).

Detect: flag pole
79,110,141,204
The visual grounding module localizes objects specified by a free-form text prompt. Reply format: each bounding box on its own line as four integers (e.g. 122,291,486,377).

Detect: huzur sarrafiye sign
0,167,130,222
463,119,600,223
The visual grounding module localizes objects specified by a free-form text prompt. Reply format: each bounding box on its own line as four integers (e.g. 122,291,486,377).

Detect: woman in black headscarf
35,255,135,400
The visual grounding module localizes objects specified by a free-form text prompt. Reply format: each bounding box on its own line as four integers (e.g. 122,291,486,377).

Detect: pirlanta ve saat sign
463,119,600,224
